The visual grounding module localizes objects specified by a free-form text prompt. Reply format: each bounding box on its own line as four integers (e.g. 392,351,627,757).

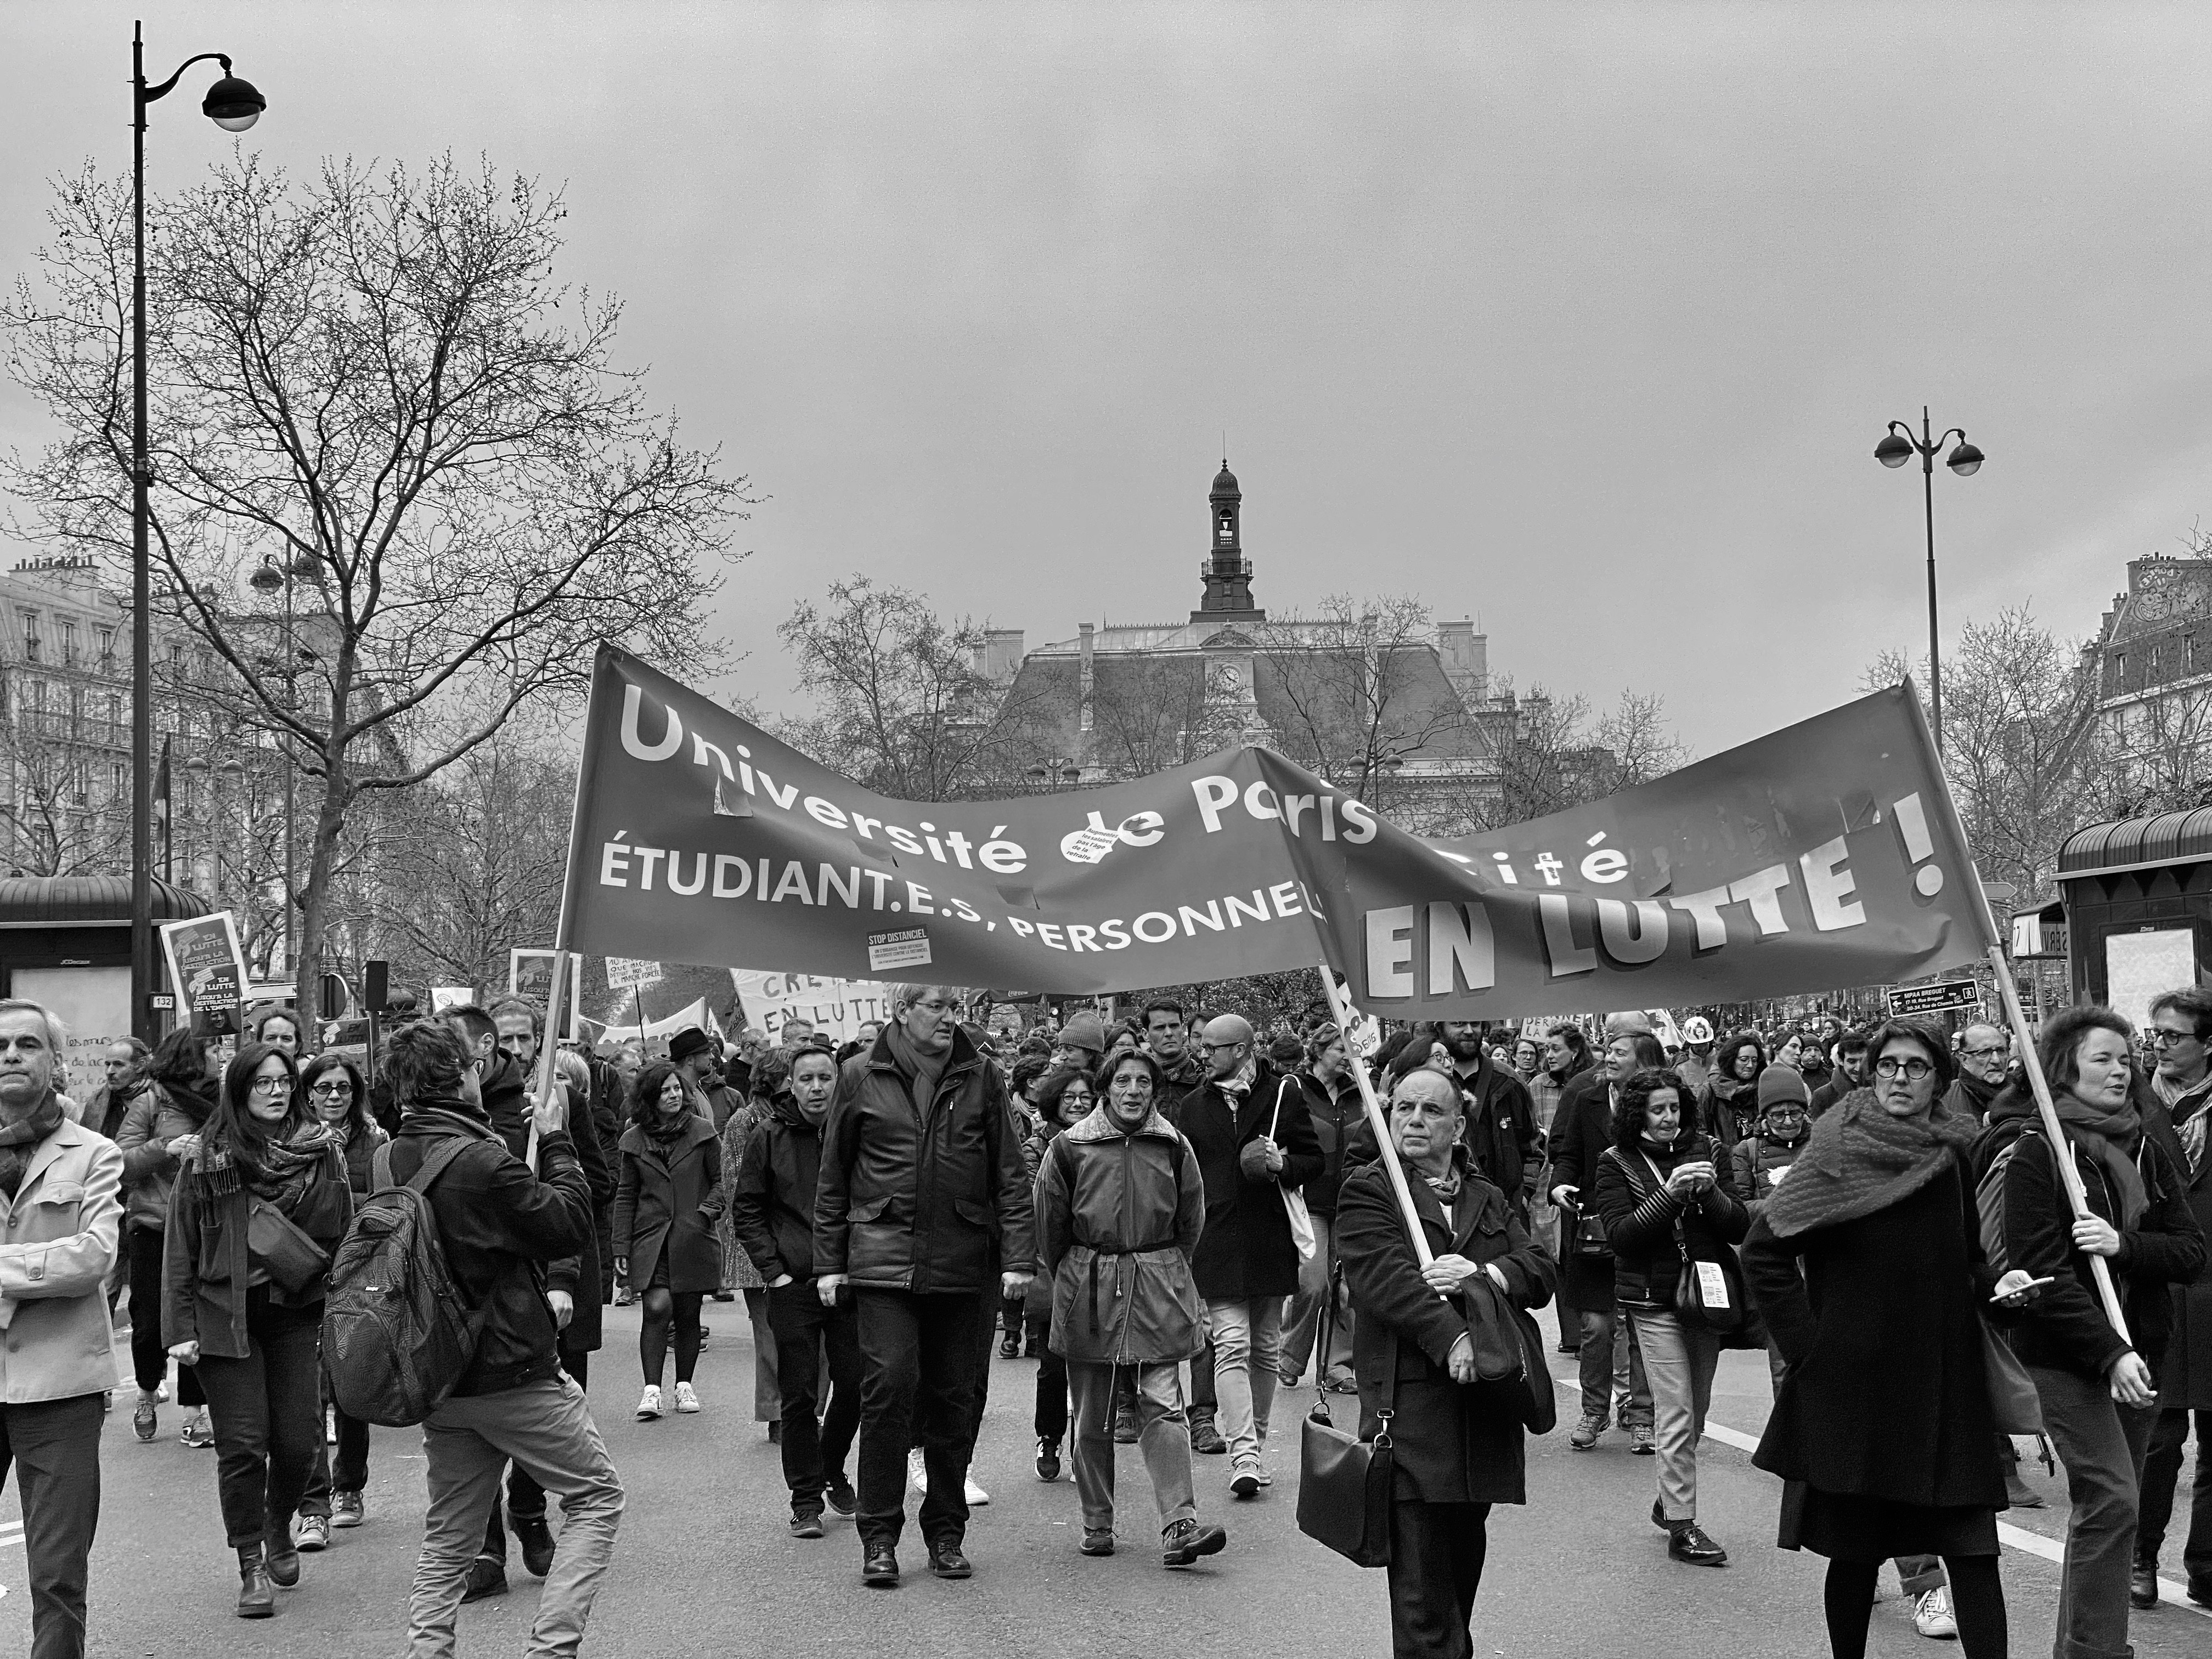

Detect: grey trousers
1066,1359,1198,1533
1628,1308,1720,1522
407,1374,625,1659
2028,1364,2156,1659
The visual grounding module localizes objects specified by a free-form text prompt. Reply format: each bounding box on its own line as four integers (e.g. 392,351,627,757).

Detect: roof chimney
1079,622,1094,732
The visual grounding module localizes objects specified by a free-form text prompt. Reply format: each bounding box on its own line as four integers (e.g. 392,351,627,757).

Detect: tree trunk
296,742,353,1033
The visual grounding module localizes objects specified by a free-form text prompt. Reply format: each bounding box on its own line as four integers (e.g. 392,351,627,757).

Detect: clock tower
1193,460,1266,623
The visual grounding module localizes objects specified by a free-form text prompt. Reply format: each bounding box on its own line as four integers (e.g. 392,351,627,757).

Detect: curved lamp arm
142,51,233,104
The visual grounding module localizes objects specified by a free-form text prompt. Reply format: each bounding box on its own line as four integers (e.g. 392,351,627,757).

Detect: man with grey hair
1170,1013,1321,1499
815,984,1033,1587
0,997,126,1659
1944,1022,2012,1122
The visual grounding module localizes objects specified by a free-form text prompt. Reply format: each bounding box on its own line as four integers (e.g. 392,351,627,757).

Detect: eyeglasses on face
1872,1057,1934,1081
307,1081,354,1098
2149,1028,2201,1047
249,1076,292,1095
1960,1046,2008,1060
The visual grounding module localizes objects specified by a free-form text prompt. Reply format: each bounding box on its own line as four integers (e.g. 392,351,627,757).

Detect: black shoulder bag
1297,1261,1395,1568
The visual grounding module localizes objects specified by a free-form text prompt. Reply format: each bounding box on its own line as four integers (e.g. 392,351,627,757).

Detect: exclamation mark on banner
1893,793,1944,896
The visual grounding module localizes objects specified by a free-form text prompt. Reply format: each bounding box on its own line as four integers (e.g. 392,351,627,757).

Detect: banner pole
1985,941,2130,1341
523,949,572,1176
1318,962,1434,1268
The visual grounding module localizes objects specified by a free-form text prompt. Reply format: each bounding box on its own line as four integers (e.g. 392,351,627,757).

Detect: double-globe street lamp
129,24,265,1039
1874,407,1984,753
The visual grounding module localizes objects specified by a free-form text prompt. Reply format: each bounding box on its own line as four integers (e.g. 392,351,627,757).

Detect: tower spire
1194,458,1263,623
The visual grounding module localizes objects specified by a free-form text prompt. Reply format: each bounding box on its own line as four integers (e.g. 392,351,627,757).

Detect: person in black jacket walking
614,1061,726,1420
732,1040,861,1537
1593,1065,1748,1566
1168,1014,1322,1500
1976,1006,2205,1659
387,1019,623,1658
1279,1024,1362,1393
813,985,1034,1587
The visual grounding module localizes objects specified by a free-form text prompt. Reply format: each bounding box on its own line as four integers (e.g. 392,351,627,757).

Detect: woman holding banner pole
1977,1006,2203,1659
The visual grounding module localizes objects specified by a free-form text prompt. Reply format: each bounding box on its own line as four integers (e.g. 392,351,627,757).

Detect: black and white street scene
3,6,2212,1657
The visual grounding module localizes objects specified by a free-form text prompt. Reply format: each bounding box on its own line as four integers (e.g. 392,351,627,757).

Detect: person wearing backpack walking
1974,1006,2205,1659
162,1041,353,1619
378,1020,623,1658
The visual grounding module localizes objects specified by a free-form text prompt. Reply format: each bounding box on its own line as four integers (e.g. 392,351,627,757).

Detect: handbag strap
1315,1260,1396,1443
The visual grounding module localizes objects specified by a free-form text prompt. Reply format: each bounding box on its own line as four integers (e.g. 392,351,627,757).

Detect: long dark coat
1169,1064,1323,1301
1336,1159,1555,1505
1741,1159,2007,1510
613,1116,726,1295
2160,1108,2212,1407
1541,1068,1613,1312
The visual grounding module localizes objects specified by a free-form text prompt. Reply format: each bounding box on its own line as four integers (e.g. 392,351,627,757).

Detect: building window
66,686,81,737
105,693,120,742
20,611,39,664
110,759,127,802
96,627,114,673
57,618,76,667
1218,514,1233,541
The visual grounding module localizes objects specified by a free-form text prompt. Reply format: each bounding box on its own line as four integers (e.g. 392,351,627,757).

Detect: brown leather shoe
236,1547,274,1618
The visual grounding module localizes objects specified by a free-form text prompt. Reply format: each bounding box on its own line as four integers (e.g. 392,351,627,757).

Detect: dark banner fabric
559,648,1993,1018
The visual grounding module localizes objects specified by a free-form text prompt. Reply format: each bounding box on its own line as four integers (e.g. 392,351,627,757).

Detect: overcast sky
7,2,2210,759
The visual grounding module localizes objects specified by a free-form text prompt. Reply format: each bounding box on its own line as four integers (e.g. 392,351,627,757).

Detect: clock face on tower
1221,664,1244,692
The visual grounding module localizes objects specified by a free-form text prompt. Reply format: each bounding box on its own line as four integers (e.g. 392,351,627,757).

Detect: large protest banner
556,646,1996,1018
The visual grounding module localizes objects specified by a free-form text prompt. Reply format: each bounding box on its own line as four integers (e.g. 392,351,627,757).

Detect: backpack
1974,1130,2031,1274
320,1136,485,1427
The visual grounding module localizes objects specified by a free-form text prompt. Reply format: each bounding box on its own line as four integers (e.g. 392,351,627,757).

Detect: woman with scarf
1593,1065,1747,1567
162,1041,353,1618
295,1053,383,1539
114,1028,220,1446
1741,1019,2011,1659
1728,1066,1814,1395
614,1058,726,1421
1022,1065,1098,1479
1700,1034,1767,1158
1975,1006,2204,1659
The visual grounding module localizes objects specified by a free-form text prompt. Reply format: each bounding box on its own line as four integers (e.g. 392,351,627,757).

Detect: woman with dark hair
1594,1064,1747,1566
1701,1034,1768,1155
163,1041,353,1617
1022,1066,1099,1470
614,1058,726,1421
1977,1006,2204,1659
1742,1018,2011,1658
716,1045,781,1436
114,1028,221,1446
296,1052,383,1538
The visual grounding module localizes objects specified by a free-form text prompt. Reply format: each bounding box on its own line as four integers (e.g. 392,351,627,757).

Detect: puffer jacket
812,1024,1034,1294
112,1081,214,1234
1730,1127,1810,1218
1035,1104,1206,1365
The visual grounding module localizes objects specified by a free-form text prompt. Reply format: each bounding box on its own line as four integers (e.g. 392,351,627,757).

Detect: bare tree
780,576,1059,800
0,719,128,876
4,154,748,1003
1085,654,1223,780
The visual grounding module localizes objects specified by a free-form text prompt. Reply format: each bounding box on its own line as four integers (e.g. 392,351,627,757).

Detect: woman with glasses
1977,1007,2204,1659
1699,1034,1768,1158
1742,1019,2011,1659
163,1042,353,1618
1021,1068,1098,1480
294,1054,383,1541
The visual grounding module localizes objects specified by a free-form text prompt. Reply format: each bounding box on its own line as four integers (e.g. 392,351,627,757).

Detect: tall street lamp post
131,24,264,1039
1874,407,1983,752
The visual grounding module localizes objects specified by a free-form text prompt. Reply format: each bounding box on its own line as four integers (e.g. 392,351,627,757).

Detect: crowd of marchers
0,980,2207,1659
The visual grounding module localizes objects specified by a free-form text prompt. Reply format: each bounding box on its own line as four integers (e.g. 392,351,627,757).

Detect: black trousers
193,1296,323,1549
297,1368,372,1518
1190,1339,1216,1415
1026,1308,1068,1443
1385,1500,1491,1659
1,1392,103,1659
126,1224,202,1405
854,1288,983,1550
768,1282,862,1508
2138,1406,2212,1582
483,1348,591,1560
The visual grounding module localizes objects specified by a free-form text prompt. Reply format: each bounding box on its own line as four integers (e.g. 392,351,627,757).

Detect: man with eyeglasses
2133,987,2212,1611
1942,1023,2012,1124
814,984,1033,1587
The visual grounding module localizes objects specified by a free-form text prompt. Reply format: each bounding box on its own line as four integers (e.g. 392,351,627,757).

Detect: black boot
237,1545,275,1618
263,1521,301,1589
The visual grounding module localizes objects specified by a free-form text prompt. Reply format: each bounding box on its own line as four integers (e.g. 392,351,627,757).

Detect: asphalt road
3,1306,2207,1657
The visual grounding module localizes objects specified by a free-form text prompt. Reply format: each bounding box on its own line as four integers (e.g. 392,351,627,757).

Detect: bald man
1166,1014,1322,1497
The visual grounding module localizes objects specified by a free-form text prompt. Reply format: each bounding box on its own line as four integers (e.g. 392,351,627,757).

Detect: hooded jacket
1035,1104,1206,1364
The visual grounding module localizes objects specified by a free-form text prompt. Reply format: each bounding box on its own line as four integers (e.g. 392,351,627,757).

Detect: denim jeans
766,1281,861,1510
0,1392,104,1659
407,1373,624,1659
1627,1308,1720,1522
1066,1361,1197,1532
2028,1364,2157,1659
1579,1302,1652,1429
852,1288,984,1549
2137,1406,2212,1583
193,1297,324,1549
1204,1297,1283,1465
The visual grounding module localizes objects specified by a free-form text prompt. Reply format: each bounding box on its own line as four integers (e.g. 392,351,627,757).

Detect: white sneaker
964,1475,990,1506
636,1385,663,1420
1913,1587,1957,1639
908,1448,928,1496
673,1381,701,1414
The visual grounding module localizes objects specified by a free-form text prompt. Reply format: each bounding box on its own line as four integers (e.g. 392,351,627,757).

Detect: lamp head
249,557,284,594
1946,441,1984,477
202,73,265,132
1874,433,1915,469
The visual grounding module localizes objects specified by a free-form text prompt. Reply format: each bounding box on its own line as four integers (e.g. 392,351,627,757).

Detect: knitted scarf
161,1074,218,1127
1987,1086,2148,1232
883,1020,951,1120
0,1090,65,1201
201,1117,333,1210
1761,1086,1978,1240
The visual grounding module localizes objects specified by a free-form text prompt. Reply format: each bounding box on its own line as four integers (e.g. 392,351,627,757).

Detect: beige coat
0,1114,125,1403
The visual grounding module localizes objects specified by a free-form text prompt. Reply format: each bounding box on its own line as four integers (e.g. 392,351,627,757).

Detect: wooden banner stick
1318,961,1434,1268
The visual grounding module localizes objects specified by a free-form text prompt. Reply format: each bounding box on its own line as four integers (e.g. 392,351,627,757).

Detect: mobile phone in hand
1991,1275,2055,1302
